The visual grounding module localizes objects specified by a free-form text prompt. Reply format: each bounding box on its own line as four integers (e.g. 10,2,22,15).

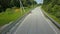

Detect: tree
0,0,37,12
0,0,11,12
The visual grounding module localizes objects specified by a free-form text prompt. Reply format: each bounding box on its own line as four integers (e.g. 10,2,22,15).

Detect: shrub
51,5,60,18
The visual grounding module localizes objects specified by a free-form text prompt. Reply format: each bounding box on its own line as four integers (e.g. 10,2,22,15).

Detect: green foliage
43,0,52,5
0,0,37,12
21,0,37,7
0,7,30,26
57,0,60,5
10,0,20,7
52,5,60,18
42,0,60,24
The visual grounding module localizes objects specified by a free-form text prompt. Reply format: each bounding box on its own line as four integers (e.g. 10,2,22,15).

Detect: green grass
47,13,60,24
42,6,60,24
43,10,60,24
0,7,30,26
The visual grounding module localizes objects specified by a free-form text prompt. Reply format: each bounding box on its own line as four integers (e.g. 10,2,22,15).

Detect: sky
35,0,43,4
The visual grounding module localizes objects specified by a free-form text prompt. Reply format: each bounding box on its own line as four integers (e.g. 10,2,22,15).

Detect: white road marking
17,14,31,29
39,8,58,34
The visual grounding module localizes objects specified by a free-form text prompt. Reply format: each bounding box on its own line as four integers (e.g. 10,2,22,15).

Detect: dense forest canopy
0,0,37,12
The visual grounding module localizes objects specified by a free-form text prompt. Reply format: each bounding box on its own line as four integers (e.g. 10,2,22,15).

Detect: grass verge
47,13,60,24
42,9,60,24
0,7,30,26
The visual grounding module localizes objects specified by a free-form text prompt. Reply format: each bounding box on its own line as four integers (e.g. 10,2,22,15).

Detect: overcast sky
35,0,43,4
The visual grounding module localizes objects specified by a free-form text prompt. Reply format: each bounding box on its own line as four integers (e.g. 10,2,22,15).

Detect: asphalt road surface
13,7,60,34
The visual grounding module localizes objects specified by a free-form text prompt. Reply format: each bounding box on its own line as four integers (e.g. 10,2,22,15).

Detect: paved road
13,7,59,34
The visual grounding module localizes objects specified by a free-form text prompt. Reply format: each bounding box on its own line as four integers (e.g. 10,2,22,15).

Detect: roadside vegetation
0,7,30,26
42,0,60,24
0,0,37,26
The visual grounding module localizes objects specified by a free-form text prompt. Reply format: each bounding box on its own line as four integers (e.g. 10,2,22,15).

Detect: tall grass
0,7,30,26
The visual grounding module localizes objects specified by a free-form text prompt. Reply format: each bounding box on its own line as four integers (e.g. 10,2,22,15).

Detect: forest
0,0,37,12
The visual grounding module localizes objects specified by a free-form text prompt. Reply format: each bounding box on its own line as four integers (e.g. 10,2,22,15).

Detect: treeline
0,0,37,12
42,0,60,19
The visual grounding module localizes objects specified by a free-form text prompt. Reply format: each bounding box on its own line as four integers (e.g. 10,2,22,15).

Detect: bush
51,5,60,18
47,3,52,13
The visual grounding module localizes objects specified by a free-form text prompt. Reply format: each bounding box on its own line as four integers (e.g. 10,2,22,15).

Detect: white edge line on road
13,14,32,34
18,14,32,28
39,8,58,34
